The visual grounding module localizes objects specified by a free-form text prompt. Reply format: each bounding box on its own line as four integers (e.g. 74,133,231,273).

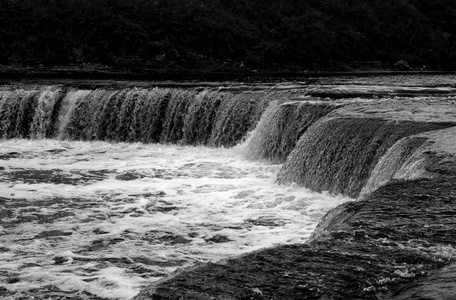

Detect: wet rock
134,154,456,300
391,263,456,300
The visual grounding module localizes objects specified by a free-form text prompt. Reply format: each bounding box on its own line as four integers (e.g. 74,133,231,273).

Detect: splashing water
0,86,280,148
244,100,339,163
0,139,351,299
277,117,451,198
5,81,453,299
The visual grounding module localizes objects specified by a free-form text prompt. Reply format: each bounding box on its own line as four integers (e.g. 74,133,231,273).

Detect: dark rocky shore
134,103,456,299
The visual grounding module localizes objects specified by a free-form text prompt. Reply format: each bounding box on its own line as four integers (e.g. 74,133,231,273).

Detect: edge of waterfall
134,96,456,300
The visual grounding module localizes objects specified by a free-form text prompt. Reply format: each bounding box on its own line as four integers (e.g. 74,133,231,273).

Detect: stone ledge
134,163,456,299
133,101,456,300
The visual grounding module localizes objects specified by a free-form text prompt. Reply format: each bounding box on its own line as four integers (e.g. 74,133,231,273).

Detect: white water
0,139,351,299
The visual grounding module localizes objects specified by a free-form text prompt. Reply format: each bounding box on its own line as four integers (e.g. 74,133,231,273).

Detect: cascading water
0,88,40,138
1,85,454,201
0,86,278,147
63,88,174,143
1,83,454,299
0,84,354,300
277,117,451,198
244,100,340,163
359,135,430,198
182,90,223,145
159,90,194,143
57,88,92,139
210,92,276,147
2,85,452,200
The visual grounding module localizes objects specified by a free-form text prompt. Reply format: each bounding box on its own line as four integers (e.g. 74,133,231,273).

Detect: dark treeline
0,0,455,72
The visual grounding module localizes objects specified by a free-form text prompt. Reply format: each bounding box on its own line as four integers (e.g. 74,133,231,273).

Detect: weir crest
1,85,455,198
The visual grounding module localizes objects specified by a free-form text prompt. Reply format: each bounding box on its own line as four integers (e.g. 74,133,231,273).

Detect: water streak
0,86,276,147
2,84,453,199
277,117,450,198
359,136,429,197
245,100,338,163
182,90,223,145
210,93,275,147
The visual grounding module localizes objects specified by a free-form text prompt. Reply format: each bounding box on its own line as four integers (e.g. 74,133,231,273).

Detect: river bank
1,65,455,82
134,97,456,299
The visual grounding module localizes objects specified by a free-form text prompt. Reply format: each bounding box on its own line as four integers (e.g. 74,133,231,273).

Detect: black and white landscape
1,0,456,299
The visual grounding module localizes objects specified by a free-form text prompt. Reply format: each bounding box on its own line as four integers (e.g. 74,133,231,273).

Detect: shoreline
0,67,455,82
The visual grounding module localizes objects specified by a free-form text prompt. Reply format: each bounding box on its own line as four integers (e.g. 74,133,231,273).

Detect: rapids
0,84,351,299
1,75,456,299
0,139,349,299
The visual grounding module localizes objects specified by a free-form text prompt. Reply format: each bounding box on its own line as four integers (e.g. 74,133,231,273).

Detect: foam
0,139,351,299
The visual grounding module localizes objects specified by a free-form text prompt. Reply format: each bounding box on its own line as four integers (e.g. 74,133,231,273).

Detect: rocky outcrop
134,156,456,299
133,99,456,300
391,263,456,300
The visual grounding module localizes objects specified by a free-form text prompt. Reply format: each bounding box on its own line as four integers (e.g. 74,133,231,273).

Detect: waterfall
29,88,65,139
210,93,274,147
57,89,92,139
277,117,451,198
244,100,340,163
182,90,224,145
1,84,453,199
160,90,194,143
359,136,430,197
0,88,40,138
0,86,277,147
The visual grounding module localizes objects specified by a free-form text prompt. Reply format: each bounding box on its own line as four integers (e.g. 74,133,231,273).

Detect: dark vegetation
0,0,455,72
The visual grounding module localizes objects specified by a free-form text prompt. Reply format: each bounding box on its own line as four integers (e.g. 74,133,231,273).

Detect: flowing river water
0,138,349,299
1,74,455,299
